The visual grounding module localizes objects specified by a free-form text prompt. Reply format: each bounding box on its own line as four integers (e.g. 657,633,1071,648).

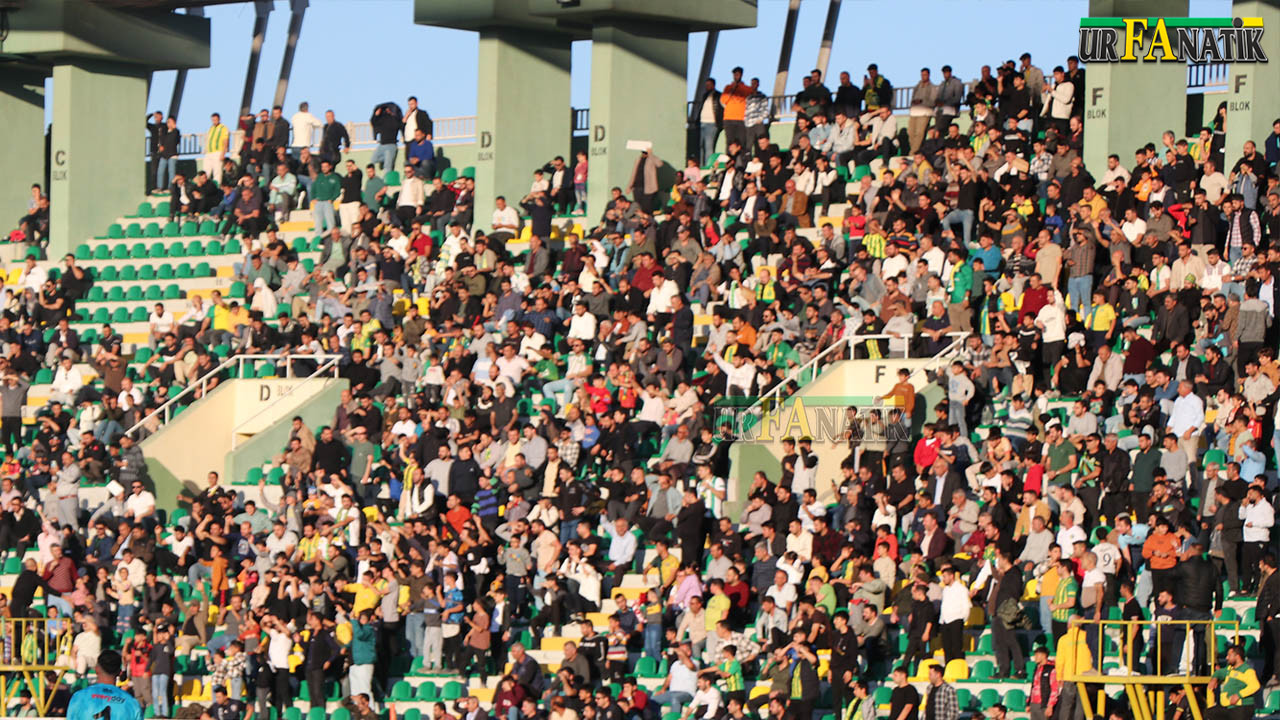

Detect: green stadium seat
144,286,162,302
100,266,119,282
120,266,137,281
94,245,111,260
154,201,170,217
87,287,105,302
164,221,181,237
182,221,199,238
415,683,436,701
168,243,186,258
107,223,125,239
442,681,465,701
441,167,458,183
132,307,149,322
956,689,972,711
130,243,148,259
331,710,350,720
126,223,143,238
246,467,264,484
384,170,401,186
229,281,246,298
206,239,223,255
225,238,242,254
75,244,91,260
285,709,301,720
144,223,161,238
1006,690,1027,712
34,368,53,385
391,681,413,701
177,263,193,279
461,165,475,179
978,689,1000,710
111,308,129,324
81,329,98,345
972,660,994,679
136,202,154,218
134,347,153,364
199,220,218,235
110,244,128,260
91,308,109,324
195,262,212,277
292,237,310,252
157,264,175,280
255,362,276,378
164,284,181,300
149,242,167,258
126,286,143,302
186,241,204,255
302,258,314,272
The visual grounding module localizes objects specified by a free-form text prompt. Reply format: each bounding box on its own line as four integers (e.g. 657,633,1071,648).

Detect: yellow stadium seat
910,658,939,682
749,686,772,700
943,659,970,683
1023,578,1041,601
965,606,987,627
540,636,571,653
470,687,495,704
6,268,21,285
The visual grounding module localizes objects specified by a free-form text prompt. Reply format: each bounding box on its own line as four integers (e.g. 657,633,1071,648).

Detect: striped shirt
1051,577,1078,622
206,123,229,153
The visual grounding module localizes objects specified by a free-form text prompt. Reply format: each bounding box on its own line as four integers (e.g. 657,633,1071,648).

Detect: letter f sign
1121,18,1147,61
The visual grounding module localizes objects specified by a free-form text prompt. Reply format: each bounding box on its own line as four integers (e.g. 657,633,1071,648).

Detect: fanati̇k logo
1079,17,1267,63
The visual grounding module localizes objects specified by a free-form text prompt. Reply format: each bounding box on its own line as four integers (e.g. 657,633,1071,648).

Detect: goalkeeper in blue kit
68,650,142,720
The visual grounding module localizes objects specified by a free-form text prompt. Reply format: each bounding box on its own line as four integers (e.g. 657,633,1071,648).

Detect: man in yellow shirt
350,569,383,617
1083,290,1117,348
204,113,230,183
1055,618,1093,720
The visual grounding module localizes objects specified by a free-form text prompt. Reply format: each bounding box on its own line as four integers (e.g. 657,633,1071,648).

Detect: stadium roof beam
239,0,271,119
772,0,801,118
272,0,307,111
815,0,842,81
168,5,206,119
3,0,210,257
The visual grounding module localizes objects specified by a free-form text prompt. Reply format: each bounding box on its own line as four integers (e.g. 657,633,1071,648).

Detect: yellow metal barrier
0,617,74,715
1058,618,1242,720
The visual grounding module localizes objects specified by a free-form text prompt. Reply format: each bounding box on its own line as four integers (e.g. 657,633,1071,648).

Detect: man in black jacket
1174,543,1223,675
676,489,708,568
303,612,340,709
1257,554,1280,685
0,496,40,562
320,110,351,166
147,111,165,193
370,102,403,173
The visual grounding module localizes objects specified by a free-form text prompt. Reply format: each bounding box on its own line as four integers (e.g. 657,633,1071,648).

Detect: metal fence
158,64,1229,158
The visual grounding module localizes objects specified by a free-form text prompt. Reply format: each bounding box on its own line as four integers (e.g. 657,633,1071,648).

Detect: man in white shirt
1240,485,1275,590
490,196,520,242
858,106,898,166
50,355,83,405
1043,66,1075,134
148,303,176,349
1168,380,1204,465
938,565,972,664
123,482,157,523
396,166,426,226
290,102,322,151
19,256,47,293
1200,160,1229,205
565,303,597,343
683,674,722,720
1099,154,1132,186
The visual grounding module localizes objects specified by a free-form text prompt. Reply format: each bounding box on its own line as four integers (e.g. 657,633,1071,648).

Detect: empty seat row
82,235,242,258
86,263,215,283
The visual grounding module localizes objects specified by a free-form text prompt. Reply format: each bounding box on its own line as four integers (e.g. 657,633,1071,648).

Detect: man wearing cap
68,649,143,720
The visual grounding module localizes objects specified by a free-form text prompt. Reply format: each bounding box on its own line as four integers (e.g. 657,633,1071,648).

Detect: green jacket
948,262,973,304
350,621,378,665
311,172,342,202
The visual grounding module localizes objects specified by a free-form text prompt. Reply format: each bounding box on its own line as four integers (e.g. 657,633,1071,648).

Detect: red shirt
1019,286,1051,321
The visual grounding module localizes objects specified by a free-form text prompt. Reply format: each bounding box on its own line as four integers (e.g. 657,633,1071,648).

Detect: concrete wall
226,378,348,487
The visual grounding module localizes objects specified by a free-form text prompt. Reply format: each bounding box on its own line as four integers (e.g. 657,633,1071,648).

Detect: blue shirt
68,683,143,720
408,138,434,167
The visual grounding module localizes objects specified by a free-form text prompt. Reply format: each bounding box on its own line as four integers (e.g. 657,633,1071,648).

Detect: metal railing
229,353,343,450
162,116,480,160
125,352,343,438
1186,61,1230,91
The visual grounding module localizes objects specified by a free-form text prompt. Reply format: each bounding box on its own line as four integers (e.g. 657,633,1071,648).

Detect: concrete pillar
473,28,572,232
50,61,148,257
587,22,687,218
1082,0,1188,173
1225,0,1280,159
0,69,47,234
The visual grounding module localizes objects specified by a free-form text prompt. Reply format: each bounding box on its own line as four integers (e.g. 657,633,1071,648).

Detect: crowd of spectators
3,47,1280,720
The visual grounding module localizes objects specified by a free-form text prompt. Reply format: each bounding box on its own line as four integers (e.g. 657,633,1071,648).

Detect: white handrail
228,354,343,450
126,352,343,438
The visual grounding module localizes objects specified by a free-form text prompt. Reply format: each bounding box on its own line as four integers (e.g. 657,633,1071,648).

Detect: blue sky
124,0,1229,130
